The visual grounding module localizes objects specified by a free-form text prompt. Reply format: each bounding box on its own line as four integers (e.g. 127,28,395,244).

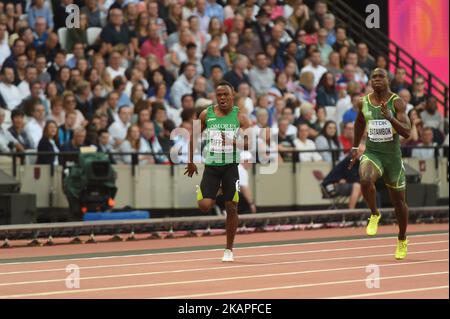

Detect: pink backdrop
389,0,449,85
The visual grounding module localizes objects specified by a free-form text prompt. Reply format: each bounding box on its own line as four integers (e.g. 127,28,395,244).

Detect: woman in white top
205,17,228,49
118,124,147,165
314,120,342,164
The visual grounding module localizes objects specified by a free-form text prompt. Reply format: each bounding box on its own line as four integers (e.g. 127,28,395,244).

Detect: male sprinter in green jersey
349,68,411,260
185,80,250,262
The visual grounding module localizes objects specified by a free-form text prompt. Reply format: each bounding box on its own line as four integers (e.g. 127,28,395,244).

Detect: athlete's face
371,69,389,92
216,85,234,111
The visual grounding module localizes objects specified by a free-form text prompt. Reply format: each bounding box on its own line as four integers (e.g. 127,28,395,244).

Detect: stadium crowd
0,0,448,166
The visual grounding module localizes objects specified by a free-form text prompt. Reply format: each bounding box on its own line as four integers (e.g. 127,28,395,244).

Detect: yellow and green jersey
362,93,401,155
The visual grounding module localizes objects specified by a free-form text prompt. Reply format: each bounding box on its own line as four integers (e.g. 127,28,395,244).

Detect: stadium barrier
0,147,447,209
0,206,447,247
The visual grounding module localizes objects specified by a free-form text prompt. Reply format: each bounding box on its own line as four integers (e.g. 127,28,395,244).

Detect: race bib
209,130,235,153
368,120,393,142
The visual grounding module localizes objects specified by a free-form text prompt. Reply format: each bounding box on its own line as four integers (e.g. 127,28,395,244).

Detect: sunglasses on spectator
415,81,424,85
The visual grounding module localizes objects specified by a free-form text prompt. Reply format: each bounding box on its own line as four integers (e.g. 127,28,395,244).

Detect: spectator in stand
332,26,355,52
223,54,250,91
58,111,77,147
345,51,368,85
48,96,65,127
206,64,224,95
339,121,354,155
317,28,333,65
420,96,445,144
248,52,275,97
0,66,22,110
398,88,415,114
300,49,327,88
294,123,322,162
7,109,33,152
170,62,197,109
118,124,145,164
140,120,169,164
238,26,263,62
357,42,376,76
81,0,103,28
410,76,428,109
390,67,412,94
312,106,327,132
277,117,297,162
28,0,53,31
375,55,394,81
62,91,87,129
139,22,166,66
294,71,317,105
202,40,228,78
401,108,422,157
294,102,319,140
342,93,361,124
315,120,341,163
411,127,438,159
205,17,228,50
287,2,309,35
0,23,11,68
66,13,88,52
36,120,59,165
316,72,338,107
100,7,133,53
108,105,132,148
60,127,88,165
326,51,343,78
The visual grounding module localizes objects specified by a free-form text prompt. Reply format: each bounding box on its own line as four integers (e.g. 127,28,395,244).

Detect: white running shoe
222,249,234,262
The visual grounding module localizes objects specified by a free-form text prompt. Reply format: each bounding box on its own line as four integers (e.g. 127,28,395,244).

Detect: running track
0,223,448,299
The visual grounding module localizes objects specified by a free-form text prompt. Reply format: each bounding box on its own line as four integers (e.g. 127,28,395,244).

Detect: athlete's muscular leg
224,201,239,250
198,199,215,213
387,188,408,240
359,161,381,215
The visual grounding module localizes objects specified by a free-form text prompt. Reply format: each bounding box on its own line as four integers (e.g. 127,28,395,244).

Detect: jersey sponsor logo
368,119,393,142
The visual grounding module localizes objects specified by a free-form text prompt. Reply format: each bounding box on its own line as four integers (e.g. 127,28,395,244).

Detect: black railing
326,0,449,119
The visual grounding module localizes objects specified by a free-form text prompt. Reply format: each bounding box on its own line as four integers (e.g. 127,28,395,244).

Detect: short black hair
210,64,223,72
181,94,194,103
11,108,25,120
215,80,234,91
98,129,109,137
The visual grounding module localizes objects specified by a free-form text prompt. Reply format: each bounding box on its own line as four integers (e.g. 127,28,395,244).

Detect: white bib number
368,120,393,142
209,130,235,153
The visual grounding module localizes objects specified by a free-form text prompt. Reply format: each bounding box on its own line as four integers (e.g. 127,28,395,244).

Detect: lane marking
327,285,449,299
0,256,447,297
0,240,447,276
0,232,447,266
160,271,449,299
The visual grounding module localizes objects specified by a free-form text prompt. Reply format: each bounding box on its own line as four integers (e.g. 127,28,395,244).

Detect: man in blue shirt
205,0,224,22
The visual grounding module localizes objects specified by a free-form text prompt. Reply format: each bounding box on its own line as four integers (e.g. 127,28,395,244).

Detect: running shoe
366,213,381,236
222,249,234,262
395,238,408,260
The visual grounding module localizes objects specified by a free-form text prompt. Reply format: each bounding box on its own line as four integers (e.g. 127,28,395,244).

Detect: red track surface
0,224,448,299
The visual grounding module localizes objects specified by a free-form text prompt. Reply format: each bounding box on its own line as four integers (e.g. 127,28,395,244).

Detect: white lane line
0,240,447,276
0,232,447,267
160,271,449,299
0,248,447,291
0,254,448,299
327,286,449,299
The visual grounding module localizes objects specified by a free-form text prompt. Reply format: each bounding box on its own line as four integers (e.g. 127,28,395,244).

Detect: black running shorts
200,164,239,202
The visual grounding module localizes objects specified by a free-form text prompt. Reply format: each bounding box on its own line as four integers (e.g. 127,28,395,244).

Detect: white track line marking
161,271,449,299
0,232,447,267
2,249,447,286
327,286,449,299
0,240,447,276
0,258,448,299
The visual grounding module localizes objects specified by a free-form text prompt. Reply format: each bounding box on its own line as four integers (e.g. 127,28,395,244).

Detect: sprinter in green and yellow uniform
349,68,411,260
185,81,250,262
